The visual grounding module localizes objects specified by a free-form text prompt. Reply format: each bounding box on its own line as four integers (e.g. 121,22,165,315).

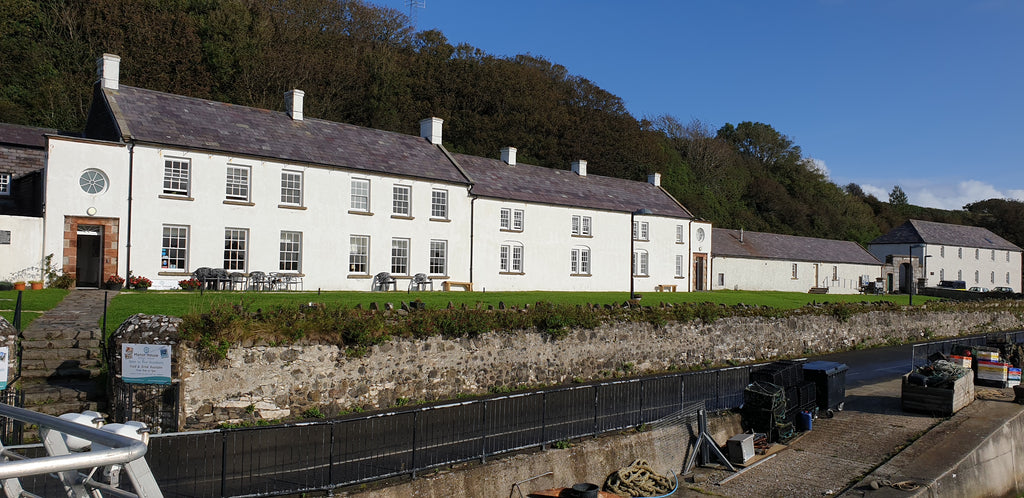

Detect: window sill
570,273,592,277
348,210,374,216
675,276,686,279
347,274,373,279
499,271,525,276
571,234,593,239
632,238,650,242
500,228,524,233
224,200,255,207
279,204,307,211
676,242,686,245
428,275,450,280
391,215,414,220
159,194,194,201
430,217,451,223
158,271,191,276
632,274,650,278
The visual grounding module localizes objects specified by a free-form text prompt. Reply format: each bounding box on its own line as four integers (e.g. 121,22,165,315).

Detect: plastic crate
751,360,804,388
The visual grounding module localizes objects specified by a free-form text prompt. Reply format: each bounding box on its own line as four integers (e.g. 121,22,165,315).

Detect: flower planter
29,282,43,290
13,283,25,291
106,282,123,291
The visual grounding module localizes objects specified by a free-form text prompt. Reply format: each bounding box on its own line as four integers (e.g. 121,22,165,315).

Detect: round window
79,169,108,194
696,227,706,242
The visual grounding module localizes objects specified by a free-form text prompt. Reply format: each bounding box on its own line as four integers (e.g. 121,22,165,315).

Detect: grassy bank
0,289,70,330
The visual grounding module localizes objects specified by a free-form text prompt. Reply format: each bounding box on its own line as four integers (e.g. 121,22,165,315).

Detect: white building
3,54,708,292
712,228,882,294
868,219,1023,293
0,124,51,283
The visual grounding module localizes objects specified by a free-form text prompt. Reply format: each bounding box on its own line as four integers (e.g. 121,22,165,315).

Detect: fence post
411,411,418,479
220,431,228,498
593,385,599,437
639,379,645,424
540,392,547,450
328,421,335,486
12,291,22,332
481,400,487,464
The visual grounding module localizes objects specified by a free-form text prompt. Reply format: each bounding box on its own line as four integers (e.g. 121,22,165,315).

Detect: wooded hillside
2,0,1022,248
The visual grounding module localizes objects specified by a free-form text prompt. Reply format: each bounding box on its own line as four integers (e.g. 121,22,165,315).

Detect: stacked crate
748,360,816,439
1009,368,1022,388
975,348,1009,387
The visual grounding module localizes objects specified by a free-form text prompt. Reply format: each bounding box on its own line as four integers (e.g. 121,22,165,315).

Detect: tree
889,185,909,207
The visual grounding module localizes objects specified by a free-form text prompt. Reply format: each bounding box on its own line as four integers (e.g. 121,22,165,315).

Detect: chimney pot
648,172,662,186
501,147,517,165
420,117,443,145
98,54,120,90
285,89,305,121
571,160,587,177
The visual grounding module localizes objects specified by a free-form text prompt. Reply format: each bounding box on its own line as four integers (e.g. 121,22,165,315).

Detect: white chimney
499,145,516,164
571,160,587,177
648,172,661,186
285,90,304,121
420,117,443,145
98,54,120,90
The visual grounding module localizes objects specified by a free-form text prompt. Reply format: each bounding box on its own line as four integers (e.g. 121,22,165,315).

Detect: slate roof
99,86,469,184
455,153,693,217
869,220,1022,252
713,228,881,265
0,123,55,149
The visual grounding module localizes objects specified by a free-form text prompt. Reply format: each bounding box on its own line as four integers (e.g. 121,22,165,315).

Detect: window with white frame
791,263,798,279
958,248,962,259
351,178,370,211
974,270,979,283
717,273,725,286
500,242,524,273
975,249,980,260
632,249,649,276
281,171,303,205
161,225,188,270
1007,272,1011,284
570,246,591,275
958,269,962,280
0,173,10,195
500,208,511,229
940,269,945,280
1007,252,1011,262
833,266,838,280
991,271,995,284
513,209,524,231
279,231,302,271
349,235,369,273
675,255,684,277
391,238,410,275
429,240,447,275
632,221,649,241
393,185,411,216
940,246,945,258
223,228,248,271
225,165,250,202
991,250,996,261
163,159,190,196
571,215,592,236
676,225,685,243
431,189,448,219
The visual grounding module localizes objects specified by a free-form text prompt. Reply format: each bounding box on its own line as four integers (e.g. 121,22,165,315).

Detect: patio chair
193,267,212,288
249,271,269,291
372,272,397,292
228,272,247,291
408,273,434,292
209,268,230,290
279,273,303,291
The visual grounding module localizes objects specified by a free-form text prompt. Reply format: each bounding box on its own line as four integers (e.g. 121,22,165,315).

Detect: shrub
52,274,75,289
0,282,11,291
178,278,201,290
128,276,152,289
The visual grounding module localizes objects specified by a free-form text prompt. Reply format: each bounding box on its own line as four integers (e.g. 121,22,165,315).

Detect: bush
0,282,12,291
52,274,75,289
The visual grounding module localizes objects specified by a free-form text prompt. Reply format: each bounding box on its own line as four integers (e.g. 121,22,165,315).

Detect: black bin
802,361,848,412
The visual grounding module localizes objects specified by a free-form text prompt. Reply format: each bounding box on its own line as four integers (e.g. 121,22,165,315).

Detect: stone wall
108,314,182,432
101,307,1024,430
0,317,19,384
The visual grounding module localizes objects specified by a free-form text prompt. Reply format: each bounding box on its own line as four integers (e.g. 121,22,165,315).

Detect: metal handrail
0,403,148,479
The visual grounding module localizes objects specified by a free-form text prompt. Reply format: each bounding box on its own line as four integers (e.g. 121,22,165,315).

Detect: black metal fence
145,365,753,497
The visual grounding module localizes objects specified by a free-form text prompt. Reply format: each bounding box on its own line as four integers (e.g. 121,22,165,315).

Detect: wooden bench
656,284,677,292
442,281,473,292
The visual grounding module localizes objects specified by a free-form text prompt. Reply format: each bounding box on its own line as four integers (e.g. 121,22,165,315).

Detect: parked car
937,280,967,290
991,287,1015,294
968,286,989,293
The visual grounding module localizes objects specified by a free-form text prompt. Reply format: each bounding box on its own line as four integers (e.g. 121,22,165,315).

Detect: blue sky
381,0,1024,210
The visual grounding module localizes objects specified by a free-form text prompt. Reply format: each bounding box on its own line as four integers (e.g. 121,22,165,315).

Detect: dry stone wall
110,308,1024,430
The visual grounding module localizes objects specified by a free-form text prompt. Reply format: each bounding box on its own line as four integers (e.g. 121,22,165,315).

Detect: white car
968,286,989,293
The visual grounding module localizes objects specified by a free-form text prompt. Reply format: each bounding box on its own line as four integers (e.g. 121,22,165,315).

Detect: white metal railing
0,403,162,497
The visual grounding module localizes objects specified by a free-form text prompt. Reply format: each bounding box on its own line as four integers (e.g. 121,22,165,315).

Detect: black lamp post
630,208,652,300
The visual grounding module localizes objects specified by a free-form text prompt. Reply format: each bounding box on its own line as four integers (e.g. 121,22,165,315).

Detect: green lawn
0,289,70,330
102,288,932,335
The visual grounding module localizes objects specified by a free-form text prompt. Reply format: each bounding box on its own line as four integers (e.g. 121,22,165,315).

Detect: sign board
0,347,8,390
122,343,172,385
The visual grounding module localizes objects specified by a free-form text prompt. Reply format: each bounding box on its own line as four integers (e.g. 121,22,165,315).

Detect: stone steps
16,290,113,421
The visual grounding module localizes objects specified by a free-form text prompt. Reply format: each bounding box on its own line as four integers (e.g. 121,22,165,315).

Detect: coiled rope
603,459,673,497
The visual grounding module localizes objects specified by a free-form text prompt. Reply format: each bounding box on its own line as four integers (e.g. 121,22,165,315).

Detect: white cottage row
3,54,712,292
